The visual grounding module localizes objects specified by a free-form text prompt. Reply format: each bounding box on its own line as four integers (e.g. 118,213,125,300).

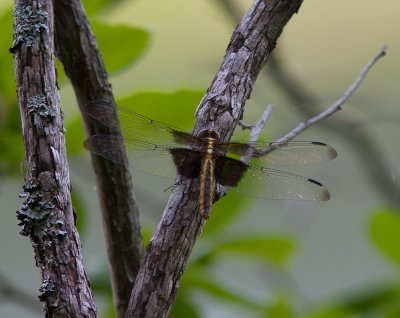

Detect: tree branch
11,0,96,315
216,0,319,107
53,1,144,316
267,46,387,147
125,1,304,317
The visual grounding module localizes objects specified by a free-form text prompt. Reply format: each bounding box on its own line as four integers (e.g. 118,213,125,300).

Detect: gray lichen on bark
27,94,55,118
10,4,49,52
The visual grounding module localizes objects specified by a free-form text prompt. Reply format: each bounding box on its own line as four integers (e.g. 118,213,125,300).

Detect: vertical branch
125,1,304,317
11,0,97,316
53,1,144,317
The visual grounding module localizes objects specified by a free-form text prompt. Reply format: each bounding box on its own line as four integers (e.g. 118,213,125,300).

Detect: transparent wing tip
307,178,330,201
311,141,338,160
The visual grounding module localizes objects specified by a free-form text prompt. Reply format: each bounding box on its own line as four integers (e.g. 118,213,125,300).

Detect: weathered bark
125,1,303,317
11,0,97,316
53,1,144,317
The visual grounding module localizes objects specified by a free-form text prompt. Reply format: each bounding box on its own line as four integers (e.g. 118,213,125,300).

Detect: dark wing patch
169,148,202,179
214,156,248,187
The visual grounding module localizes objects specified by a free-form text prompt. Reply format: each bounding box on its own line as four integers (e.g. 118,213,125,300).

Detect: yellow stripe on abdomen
199,156,215,219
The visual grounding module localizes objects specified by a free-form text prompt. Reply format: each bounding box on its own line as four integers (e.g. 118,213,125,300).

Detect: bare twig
240,104,273,162
261,45,387,153
219,104,273,197
249,104,274,144
237,120,254,130
238,104,273,134
236,44,386,161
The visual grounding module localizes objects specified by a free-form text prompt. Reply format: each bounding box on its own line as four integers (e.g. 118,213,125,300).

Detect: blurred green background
1,0,399,317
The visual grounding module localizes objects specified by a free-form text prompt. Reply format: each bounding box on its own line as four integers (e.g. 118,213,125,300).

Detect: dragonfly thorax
197,129,221,157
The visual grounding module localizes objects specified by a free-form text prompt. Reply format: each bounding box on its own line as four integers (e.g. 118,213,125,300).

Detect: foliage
0,7,25,174
1,1,399,317
370,208,400,265
303,207,400,318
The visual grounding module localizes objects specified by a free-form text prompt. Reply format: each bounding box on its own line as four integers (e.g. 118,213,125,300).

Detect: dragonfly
84,101,337,219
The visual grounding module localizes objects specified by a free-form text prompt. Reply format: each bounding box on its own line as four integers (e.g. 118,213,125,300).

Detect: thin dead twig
275,45,387,144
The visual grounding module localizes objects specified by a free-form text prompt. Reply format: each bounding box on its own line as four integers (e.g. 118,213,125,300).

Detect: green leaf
91,20,150,74
67,89,205,157
102,294,116,318
89,265,112,295
0,104,24,175
55,59,67,84
0,7,16,101
308,307,350,318
307,285,400,318
183,270,265,312
56,19,150,85
370,208,400,265
267,295,295,318
141,223,153,247
71,189,86,235
65,115,86,156
170,294,200,318
82,0,129,16
117,89,205,131
201,192,248,237
82,0,111,16
206,236,296,267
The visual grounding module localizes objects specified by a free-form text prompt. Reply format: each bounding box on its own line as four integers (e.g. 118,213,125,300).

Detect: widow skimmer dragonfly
84,101,337,218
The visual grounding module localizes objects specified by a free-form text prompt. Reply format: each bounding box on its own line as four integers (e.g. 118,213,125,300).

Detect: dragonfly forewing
86,101,195,148
226,141,337,165
84,135,126,164
233,164,330,201
85,134,185,179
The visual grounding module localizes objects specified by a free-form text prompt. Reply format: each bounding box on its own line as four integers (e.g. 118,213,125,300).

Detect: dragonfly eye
198,129,220,141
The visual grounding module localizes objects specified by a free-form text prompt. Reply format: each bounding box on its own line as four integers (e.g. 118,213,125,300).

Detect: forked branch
125,1,304,317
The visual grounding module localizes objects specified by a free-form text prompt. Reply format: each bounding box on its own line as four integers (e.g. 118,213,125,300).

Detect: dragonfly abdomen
199,154,215,219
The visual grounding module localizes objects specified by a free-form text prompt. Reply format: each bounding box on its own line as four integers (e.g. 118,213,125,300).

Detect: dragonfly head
197,129,220,141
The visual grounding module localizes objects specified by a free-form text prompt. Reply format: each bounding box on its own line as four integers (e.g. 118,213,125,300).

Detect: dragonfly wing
85,102,334,199
84,135,126,164
214,156,248,187
85,101,195,148
128,149,180,179
226,141,337,165
233,163,330,201
85,134,200,179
